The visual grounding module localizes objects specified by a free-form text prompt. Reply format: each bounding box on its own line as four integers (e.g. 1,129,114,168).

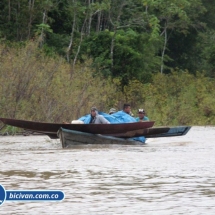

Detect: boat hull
0,117,155,135
145,126,191,138
57,126,191,148
110,126,191,138
58,128,142,148
110,127,170,138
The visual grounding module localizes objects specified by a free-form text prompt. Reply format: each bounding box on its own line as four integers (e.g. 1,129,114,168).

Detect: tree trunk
28,0,35,39
96,10,101,32
71,16,88,78
110,30,117,69
160,21,167,74
87,0,92,36
110,0,126,70
8,0,11,21
66,0,76,62
16,1,21,40
38,10,47,47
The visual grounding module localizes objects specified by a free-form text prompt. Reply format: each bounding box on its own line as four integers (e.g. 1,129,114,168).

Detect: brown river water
0,126,215,214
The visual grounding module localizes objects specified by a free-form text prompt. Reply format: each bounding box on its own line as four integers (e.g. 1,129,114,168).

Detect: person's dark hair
90,107,97,111
123,103,130,110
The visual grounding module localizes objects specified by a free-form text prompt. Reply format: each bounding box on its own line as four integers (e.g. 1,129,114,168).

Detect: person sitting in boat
123,103,132,115
123,103,134,116
89,107,110,124
136,109,149,122
109,104,136,123
109,108,117,115
78,107,110,124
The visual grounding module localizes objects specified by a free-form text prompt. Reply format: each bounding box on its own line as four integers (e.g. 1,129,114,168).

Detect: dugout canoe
58,126,191,148
0,117,155,136
58,128,142,148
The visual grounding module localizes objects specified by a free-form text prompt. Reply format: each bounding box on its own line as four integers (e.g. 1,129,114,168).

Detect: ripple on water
0,127,215,214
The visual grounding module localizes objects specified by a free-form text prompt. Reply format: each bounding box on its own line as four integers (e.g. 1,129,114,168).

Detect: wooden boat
111,126,191,138
0,117,155,136
58,128,142,148
58,126,191,148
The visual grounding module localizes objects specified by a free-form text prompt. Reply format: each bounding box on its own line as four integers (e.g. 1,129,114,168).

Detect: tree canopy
0,0,215,87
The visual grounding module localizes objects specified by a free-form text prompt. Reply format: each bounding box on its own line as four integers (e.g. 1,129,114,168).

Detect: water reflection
0,127,215,214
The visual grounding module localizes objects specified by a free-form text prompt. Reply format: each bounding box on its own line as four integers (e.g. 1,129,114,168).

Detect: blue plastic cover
78,111,146,143
78,114,91,124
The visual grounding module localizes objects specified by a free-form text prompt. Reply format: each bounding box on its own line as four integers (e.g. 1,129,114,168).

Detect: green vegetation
0,0,215,128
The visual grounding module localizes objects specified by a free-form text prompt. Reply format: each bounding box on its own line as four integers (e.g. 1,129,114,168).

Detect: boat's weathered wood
109,127,170,138
0,117,155,135
111,126,191,138
58,128,142,148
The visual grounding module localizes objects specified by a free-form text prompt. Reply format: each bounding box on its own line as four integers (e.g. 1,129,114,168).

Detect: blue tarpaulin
78,111,146,143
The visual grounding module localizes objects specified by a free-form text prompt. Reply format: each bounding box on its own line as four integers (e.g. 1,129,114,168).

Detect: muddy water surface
0,126,215,214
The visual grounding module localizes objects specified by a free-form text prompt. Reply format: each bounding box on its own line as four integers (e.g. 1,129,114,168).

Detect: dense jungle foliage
0,0,215,129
